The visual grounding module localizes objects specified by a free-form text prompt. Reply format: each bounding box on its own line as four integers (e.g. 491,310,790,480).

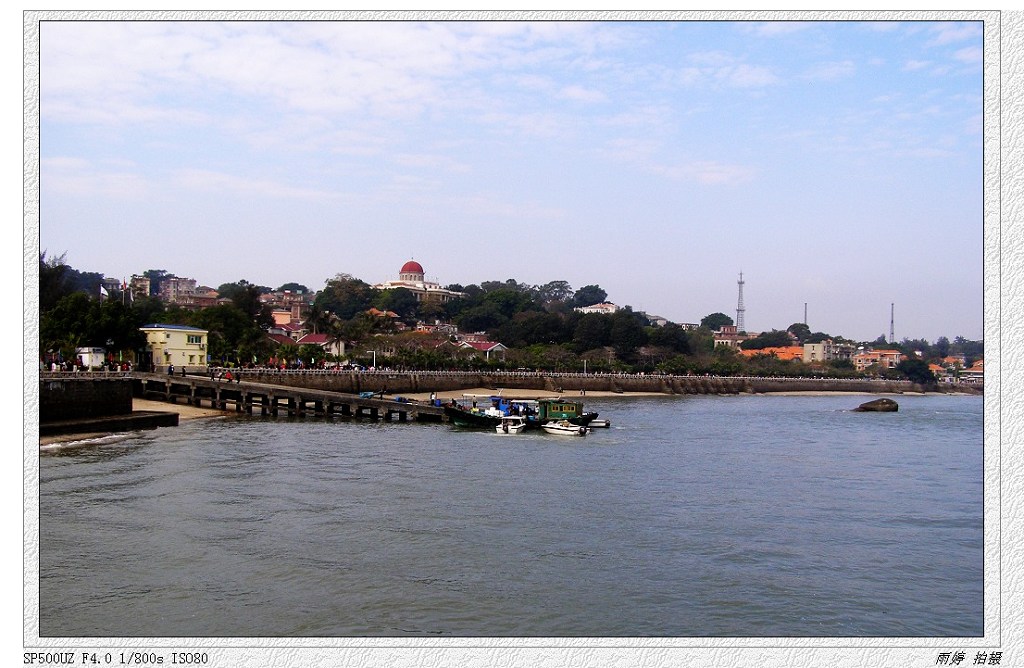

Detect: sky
35,17,985,343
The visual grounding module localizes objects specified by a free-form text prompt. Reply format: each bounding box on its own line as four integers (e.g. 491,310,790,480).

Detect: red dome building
375,259,464,304
398,260,425,282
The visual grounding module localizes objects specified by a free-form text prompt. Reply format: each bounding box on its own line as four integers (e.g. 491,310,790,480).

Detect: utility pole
890,303,895,344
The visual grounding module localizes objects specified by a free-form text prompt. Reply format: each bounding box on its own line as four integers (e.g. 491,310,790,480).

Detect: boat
542,420,589,437
522,398,595,429
569,411,600,426
495,416,528,435
443,404,502,428
445,394,601,432
444,394,531,429
588,418,611,428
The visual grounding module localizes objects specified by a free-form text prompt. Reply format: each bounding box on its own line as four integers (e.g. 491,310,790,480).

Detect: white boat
495,416,528,435
542,420,589,437
589,419,611,428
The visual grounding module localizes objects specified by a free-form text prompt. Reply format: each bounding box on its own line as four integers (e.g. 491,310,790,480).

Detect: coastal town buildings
129,275,151,301
713,325,757,348
260,289,314,324
738,346,804,361
158,276,198,304
851,349,904,372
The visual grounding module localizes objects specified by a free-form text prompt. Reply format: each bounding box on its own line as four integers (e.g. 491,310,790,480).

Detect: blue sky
37,18,984,342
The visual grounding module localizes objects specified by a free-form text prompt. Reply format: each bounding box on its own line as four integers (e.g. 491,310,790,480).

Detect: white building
140,323,209,371
574,302,620,315
803,340,856,364
374,260,464,303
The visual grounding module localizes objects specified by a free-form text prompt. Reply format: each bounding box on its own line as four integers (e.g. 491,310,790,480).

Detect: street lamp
366,350,376,369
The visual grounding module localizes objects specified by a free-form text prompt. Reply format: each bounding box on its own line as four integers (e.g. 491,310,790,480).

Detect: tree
143,270,174,297
375,288,419,320
700,312,734,331
609,309,648,359
39,252,72,313
787,322,811,343
572,285,608,308
191,304,267,364
573,313,611,353
740,329,793,350
648,323,692,354
304,301,332,335
223,281,272,328
534,280,574,308
455,302,506,333
934,336,951,358
500,311,567,347
315,274,376,320
276,282,309,293
897,358,937,385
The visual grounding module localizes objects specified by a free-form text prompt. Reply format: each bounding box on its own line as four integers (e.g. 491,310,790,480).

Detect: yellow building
140,323,209,371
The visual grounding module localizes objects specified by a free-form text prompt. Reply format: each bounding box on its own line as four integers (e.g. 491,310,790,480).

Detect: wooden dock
132,373,447,423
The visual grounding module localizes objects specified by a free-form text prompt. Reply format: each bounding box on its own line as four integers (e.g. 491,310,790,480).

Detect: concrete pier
129,373,446,423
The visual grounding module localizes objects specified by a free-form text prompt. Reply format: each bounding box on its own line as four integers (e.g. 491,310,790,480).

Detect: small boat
495,416,528,435
444,404,502,428
542,420,589,437
569,411,600,426
588,418,611,428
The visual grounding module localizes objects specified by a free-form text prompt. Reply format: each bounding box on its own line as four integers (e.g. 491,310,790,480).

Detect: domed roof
400,260,424,275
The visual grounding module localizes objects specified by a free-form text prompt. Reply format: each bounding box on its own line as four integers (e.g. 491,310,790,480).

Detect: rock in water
854,398,899,412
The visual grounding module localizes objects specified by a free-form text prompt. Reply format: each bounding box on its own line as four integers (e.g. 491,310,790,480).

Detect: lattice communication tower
736,271,746,332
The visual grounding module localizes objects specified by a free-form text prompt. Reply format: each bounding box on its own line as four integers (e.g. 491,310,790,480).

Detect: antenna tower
890,303,895,344
736,272,746,332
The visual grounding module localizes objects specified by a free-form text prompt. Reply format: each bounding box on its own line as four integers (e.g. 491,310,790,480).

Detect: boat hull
444,406,501,428
542,421,589,437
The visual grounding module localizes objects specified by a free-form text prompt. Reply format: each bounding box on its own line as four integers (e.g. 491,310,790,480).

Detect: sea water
37,393,983,637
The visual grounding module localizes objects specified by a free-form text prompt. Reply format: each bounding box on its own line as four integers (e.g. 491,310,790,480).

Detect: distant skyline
37,16,985,342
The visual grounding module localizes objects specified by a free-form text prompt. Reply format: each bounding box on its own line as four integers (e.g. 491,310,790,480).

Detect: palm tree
305,302,331,335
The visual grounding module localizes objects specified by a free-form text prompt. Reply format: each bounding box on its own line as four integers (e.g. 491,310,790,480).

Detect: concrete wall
39,378,134,422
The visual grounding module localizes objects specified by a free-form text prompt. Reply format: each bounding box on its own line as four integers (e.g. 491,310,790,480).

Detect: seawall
40,377,133,421
226,370,973,396
39,376,179,437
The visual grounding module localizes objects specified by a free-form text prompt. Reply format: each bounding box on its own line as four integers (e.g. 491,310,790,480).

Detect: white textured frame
21,9,1013,667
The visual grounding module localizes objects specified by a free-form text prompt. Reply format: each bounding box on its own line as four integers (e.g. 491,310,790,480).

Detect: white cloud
41,156,151,198
744,22,813,38
903,60,931,71
558,85,607,104
927,22,983,46
652,159,756,186
953,46,983,65
719,64,778,88
801,60,856,82
392,153,470,173
174,169,338,200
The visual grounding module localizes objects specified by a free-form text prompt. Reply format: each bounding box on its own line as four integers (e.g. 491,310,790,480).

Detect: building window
187,335,203,344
